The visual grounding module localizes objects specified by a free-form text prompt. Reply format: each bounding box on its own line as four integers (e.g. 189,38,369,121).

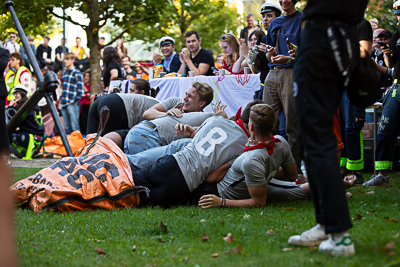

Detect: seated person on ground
7,85,45,159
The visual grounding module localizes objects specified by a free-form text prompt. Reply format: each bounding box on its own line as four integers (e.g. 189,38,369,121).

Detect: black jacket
161,53,181,73
0,48,10,97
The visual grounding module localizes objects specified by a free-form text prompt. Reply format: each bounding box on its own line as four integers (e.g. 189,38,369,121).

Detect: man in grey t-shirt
131,116,249,207
121,81,217,155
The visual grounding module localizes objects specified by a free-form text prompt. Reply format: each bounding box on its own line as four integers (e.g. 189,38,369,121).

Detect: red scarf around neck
243,135,281,155
234,107,250,138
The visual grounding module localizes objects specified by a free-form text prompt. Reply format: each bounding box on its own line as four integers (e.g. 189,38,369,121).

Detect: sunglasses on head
220,35,228,41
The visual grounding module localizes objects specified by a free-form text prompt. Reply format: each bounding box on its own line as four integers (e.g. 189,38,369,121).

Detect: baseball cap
158,36,175,47
12,85,28,94
378,29,392,38
394,0,400,15
260,3,282,16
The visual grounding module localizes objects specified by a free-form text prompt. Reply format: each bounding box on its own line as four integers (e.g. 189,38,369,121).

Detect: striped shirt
61,67,83,106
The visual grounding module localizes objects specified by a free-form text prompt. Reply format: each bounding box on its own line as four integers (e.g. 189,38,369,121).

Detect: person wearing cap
375,29,394,89
7,85,44,159
263,0,303,173
364,1,400,187
153,36,181,73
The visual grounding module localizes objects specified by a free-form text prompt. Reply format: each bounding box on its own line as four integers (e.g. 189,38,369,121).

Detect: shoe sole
363,183,390,187
288,238,328,247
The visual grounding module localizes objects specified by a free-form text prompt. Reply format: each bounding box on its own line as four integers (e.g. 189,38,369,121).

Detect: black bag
346,51,381,108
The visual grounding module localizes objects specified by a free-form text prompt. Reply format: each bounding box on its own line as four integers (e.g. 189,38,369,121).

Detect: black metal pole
5,0,73,157
62,7,65,70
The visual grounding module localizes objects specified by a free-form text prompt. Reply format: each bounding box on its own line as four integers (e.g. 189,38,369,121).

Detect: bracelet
220,198,226,208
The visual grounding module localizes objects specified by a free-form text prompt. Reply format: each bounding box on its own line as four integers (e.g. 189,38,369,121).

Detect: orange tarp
11,134,148,212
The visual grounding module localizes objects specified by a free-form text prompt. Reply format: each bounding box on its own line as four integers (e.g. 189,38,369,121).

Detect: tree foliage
132,0,240,54
365,0,398,32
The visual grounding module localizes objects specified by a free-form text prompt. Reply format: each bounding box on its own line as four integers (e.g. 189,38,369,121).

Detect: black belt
271,66,293,70
144,121,157,129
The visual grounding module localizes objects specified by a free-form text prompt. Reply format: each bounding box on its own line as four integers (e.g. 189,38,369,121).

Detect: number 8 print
195,127,227,156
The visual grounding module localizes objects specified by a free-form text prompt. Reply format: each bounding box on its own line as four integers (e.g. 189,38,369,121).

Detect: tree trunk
86,0,102,95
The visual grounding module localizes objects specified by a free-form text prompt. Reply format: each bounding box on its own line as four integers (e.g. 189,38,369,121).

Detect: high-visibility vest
7,66,31,101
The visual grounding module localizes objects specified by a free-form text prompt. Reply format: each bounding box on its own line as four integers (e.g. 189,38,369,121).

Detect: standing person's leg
365,88,400,186
289,23,355,255
67,102,80,133
263,70,284,134
339,91,365,184
282,69,301,171
60,106,72,134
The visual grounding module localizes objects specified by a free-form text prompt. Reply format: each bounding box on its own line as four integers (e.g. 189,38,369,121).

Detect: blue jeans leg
124,121,162,155
127,138,191,170
60,106,71,134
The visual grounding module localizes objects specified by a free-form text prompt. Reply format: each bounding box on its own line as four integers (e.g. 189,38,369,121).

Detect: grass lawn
11,167,400,267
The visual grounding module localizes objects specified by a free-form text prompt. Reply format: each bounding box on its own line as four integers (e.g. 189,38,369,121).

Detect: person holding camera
4,32,20,54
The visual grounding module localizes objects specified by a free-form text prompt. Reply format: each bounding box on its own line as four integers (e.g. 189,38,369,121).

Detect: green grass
11,168,400,267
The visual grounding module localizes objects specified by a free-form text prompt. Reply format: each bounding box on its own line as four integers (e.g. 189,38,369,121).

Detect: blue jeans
375,87,400,170
124,121,162,155
61,102,80,134
127,138,191,170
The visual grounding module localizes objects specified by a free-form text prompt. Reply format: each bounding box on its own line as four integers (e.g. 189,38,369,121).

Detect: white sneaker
363,174,390,187
319,234,355,256
288,224,329,246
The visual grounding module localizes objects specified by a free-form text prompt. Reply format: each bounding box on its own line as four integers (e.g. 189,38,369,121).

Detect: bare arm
109,69,119,81
359,40,372,55
198,183,267,208
205,162,231,183
382,47,394,68
187,61,211,76
273,162,298,182
143,103,167,120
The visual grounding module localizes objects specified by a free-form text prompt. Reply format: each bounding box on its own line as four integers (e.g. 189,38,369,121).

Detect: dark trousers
375,87,400,170
86,94,128,135
339,91,365,171
0,97,8,152
132,155,191,207
294,22,355,234
79,103,90,135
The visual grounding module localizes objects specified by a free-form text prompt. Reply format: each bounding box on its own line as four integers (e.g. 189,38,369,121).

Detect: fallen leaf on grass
160,221,168,233
353,214,365,221
211,253,220,258
386,218,399,223
201,234,209,242
32,242,38,247
391,203,398,207
282,207,296,210
132,245,136,252
282,248,293,252
223,233,234,244
366,210,376,214
284,226,293,229
386,189,390,192
228,245,243,255
266,229,275,235
243,214,251,220
157,238,166,243
200,219,206,223
366,191,375,195
94,247,108,257
355,189,365,195
375,241,396,256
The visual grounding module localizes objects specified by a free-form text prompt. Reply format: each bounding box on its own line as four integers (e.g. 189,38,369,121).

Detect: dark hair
64,53,76,61
205,48,213,57
130,79,156,97
103,46,121,68
99,37,105,40
121,55,131,61
83,70,91,78
249,30,265,42
240,99,263,124
44,35,50,41
10,52,24,66
10,32,17,36
246,13,254,19
185,30,200,40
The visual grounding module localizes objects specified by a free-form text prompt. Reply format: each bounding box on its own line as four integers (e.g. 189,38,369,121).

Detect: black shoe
353,171,364,185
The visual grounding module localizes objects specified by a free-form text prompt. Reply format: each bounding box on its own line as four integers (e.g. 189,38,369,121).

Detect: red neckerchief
234,107,250,138
243,135,281,155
